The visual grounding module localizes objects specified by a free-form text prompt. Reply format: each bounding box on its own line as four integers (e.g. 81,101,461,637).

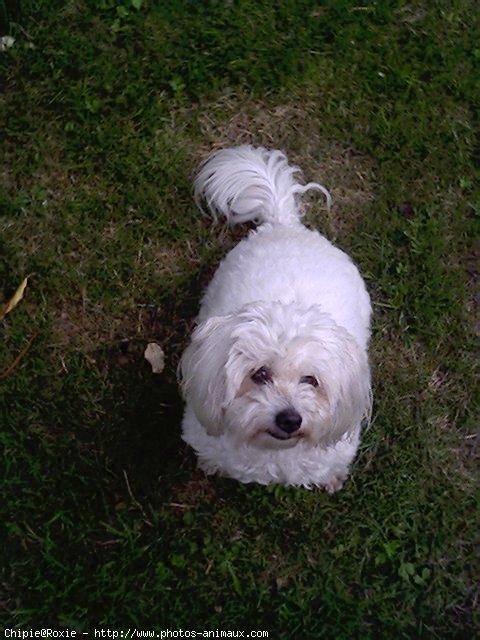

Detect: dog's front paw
324,474,347,494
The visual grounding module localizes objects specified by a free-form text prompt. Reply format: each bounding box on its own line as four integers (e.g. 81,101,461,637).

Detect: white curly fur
180,145,372,491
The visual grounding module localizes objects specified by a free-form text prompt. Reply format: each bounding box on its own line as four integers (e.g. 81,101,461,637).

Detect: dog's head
179,302,371,449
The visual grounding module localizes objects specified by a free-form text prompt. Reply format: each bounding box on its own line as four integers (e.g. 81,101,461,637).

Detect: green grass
1,0,478,636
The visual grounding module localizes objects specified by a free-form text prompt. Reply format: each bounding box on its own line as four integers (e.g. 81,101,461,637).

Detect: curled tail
194,145,331,226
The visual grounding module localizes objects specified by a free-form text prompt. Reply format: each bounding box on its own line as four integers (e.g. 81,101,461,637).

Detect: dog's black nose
275,408,302,434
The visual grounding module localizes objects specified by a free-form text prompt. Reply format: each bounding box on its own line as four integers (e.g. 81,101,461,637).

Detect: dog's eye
300,375,319,387
251,367,273,385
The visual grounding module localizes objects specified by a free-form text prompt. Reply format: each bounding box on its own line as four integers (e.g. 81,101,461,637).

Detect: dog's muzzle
267,408,303,440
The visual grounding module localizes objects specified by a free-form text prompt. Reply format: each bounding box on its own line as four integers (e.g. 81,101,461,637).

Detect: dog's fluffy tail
194,145,331,226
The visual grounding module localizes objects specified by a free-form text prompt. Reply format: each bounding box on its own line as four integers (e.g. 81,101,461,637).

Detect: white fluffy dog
179,145,372,491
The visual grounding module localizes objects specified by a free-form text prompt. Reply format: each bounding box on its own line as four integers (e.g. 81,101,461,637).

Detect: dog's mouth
250,426,304,450
266,428,302,441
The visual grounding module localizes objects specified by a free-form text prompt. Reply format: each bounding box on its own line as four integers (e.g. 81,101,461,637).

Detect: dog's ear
179,315,236,435
303,312,371,444
323,340,371,443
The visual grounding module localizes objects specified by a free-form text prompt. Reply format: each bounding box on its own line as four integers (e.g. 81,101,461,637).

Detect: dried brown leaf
0,277,29,320
144,342,165,374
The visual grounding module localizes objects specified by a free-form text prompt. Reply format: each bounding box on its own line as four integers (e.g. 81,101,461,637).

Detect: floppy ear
304,313,371,444
327,342,371,442
179,315,235,435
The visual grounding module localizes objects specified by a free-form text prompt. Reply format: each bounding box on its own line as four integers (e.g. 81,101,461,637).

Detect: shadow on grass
90,265,219,503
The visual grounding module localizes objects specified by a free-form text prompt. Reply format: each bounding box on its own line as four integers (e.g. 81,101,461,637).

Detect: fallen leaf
0,36,15,52
144,342,165,374
0,277,29,320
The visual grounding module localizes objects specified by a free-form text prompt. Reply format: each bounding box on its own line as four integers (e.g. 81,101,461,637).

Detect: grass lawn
1,0,478,636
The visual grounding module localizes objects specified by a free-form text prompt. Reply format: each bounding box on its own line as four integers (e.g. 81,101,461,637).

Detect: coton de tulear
179,146,372,491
